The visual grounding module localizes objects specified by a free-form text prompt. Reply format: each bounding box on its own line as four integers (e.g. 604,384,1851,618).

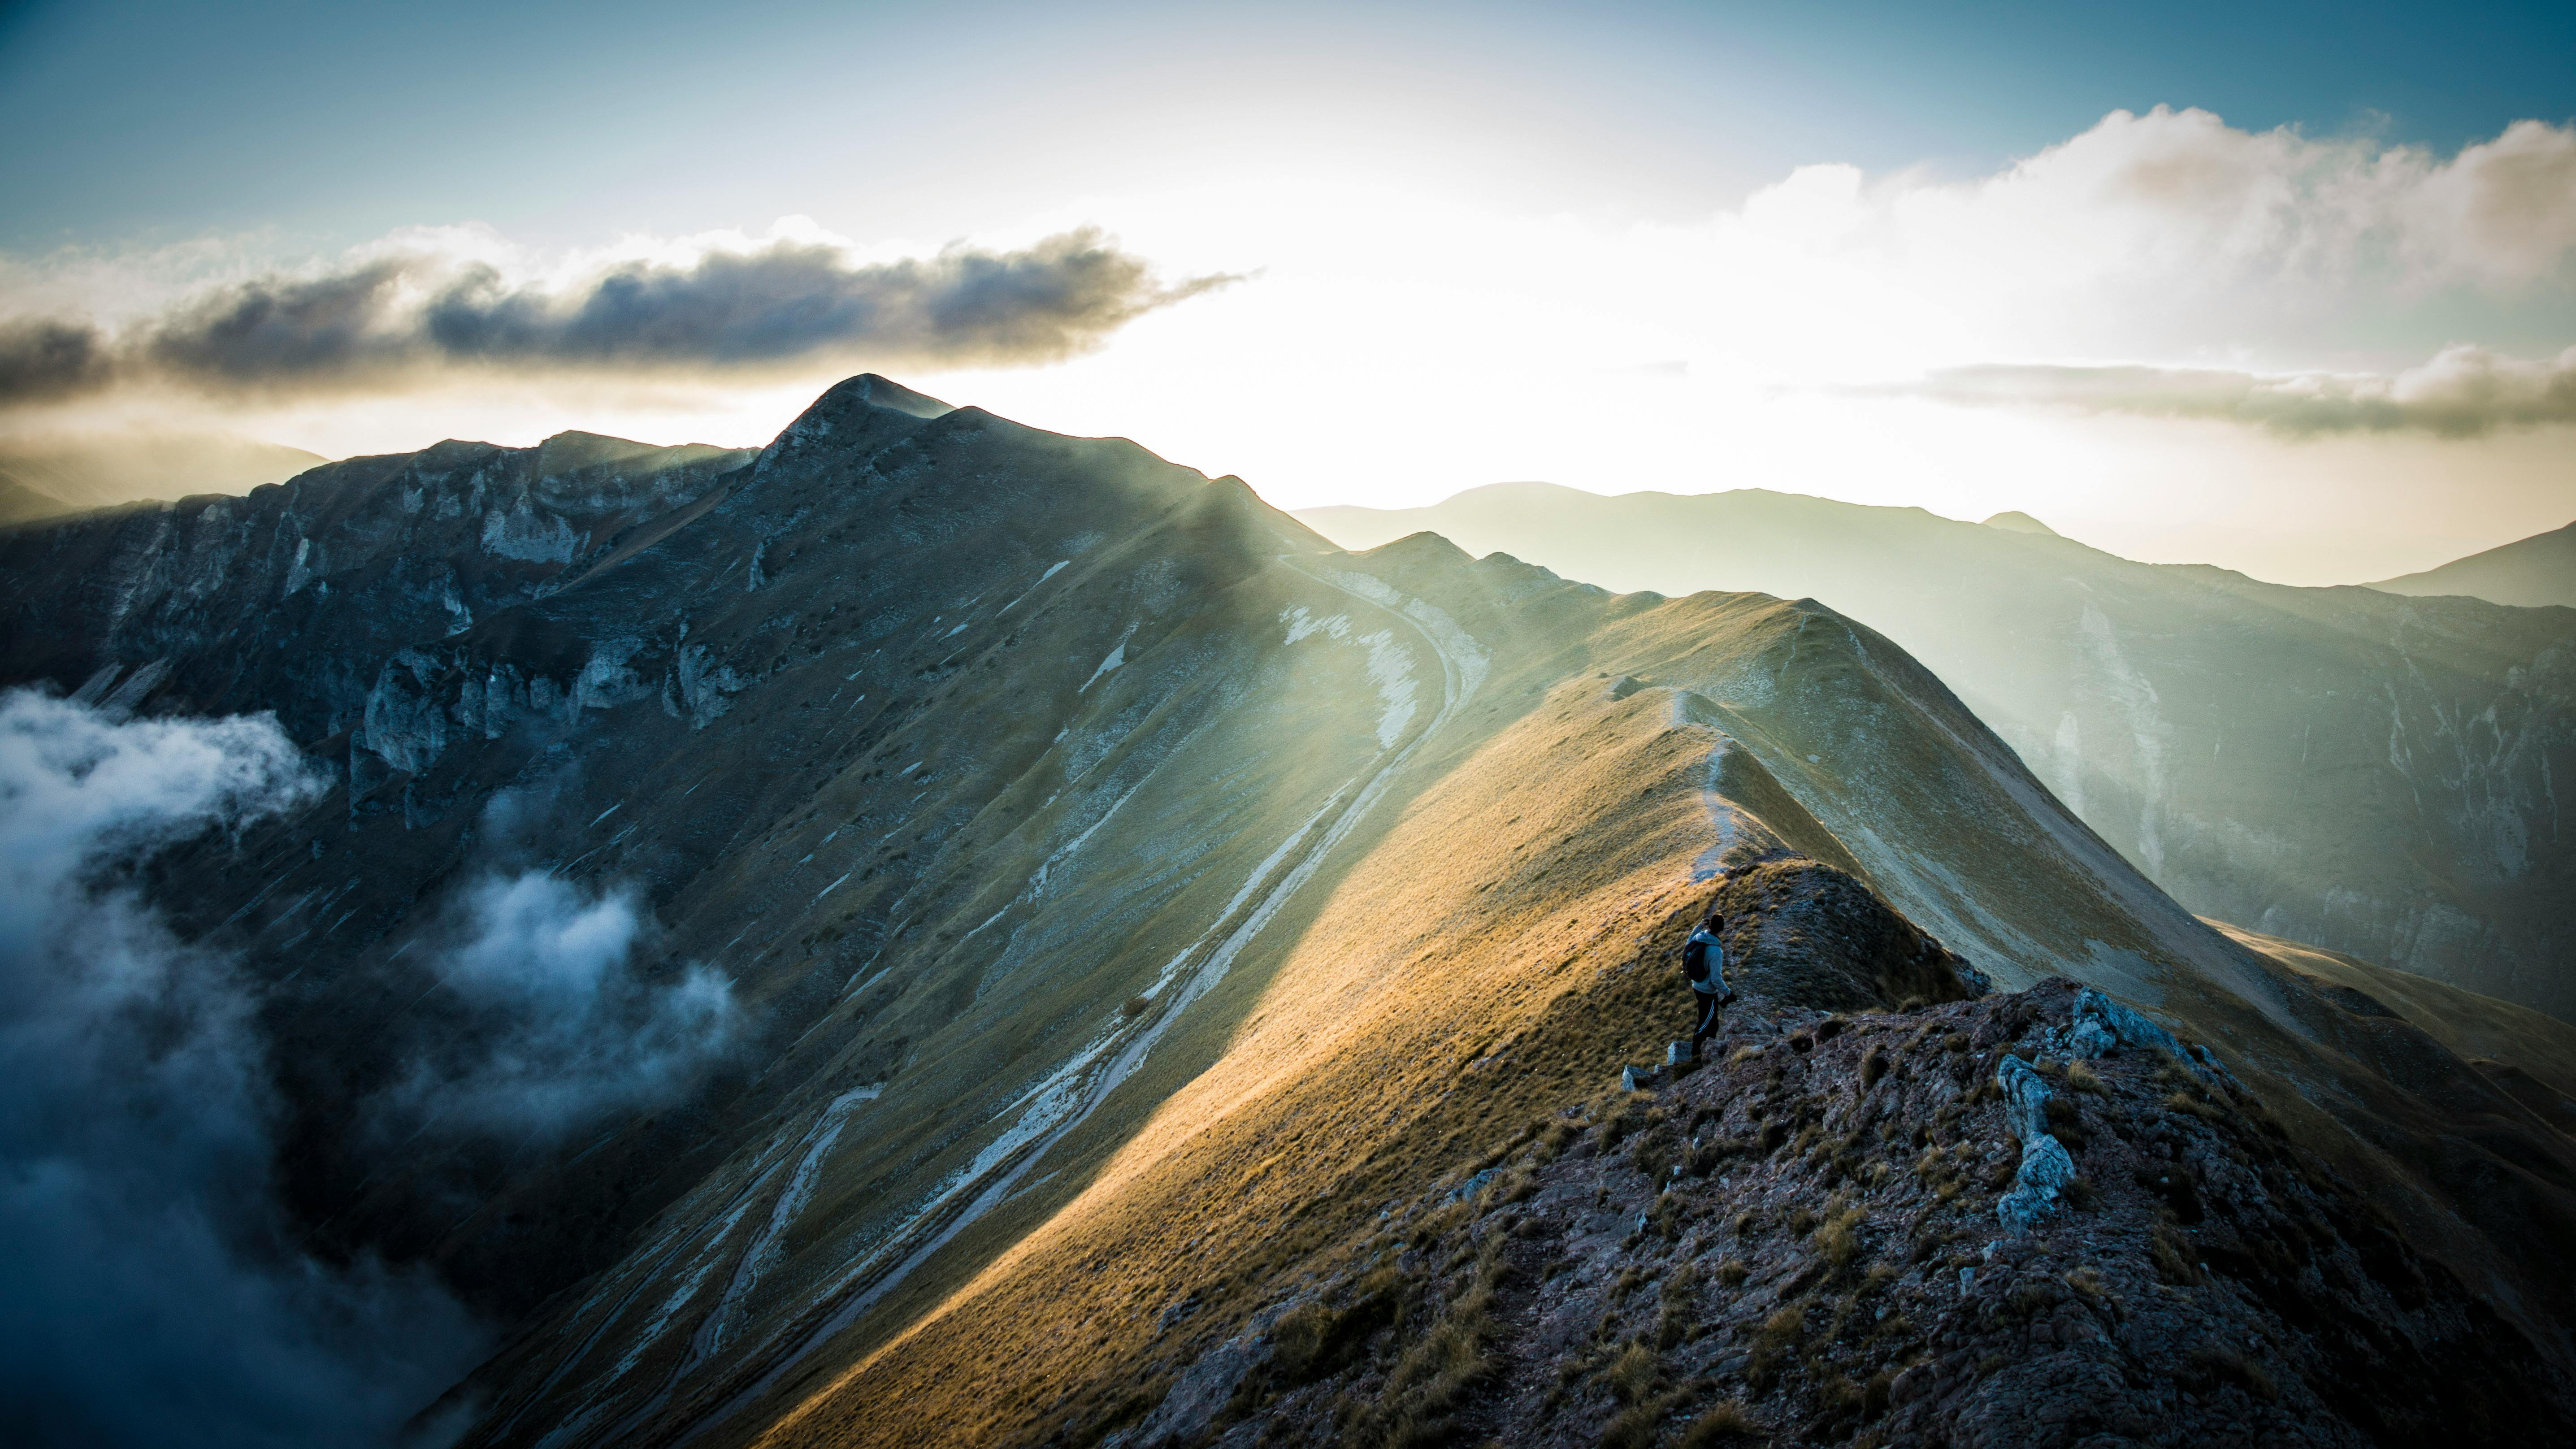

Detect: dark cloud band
0,229,1236,406
1900,351,2576,438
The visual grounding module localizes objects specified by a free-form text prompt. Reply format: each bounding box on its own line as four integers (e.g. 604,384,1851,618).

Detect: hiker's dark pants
1691,989,1723,1050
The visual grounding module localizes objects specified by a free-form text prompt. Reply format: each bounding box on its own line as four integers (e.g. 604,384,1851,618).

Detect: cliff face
0,428,756,739
2,380,2571,1448
1297,486,2576,1020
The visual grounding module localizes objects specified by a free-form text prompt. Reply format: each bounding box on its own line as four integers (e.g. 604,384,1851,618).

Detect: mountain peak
1982,509,2060,537
825,373,956,419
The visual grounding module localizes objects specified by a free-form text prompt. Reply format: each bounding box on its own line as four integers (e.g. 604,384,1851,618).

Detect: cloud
1649,108,2576,384
1900,345,2576,438
0,319,112,403
0,227,1238,408
1787,108,2576,294
386,871,738,1142
0,690,484,1448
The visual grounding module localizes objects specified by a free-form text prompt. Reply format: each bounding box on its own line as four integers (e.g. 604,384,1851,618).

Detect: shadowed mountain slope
2,385,2572,1447
1297,484,2576,1020
2368,520,2576,612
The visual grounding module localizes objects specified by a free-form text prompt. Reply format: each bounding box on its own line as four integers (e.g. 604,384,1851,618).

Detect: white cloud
1673,107,2576,375
387,871,739,1141
0,690,483,1446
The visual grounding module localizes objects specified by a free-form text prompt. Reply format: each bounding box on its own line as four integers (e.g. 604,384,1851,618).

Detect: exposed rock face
1158,979,2568,1449
1296,485,2576,1020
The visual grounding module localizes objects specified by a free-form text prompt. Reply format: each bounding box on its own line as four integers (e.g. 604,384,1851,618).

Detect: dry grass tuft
2151,1222,2205,1285
1747,1303,1805,1387
1860,1043,1888,1088
2166,1091,2225,1123
2187,1344,2282,1402
1679,1398,1759,1446
2064,1266,2115,1309
1813,1205,1868,1271
1605,1339,1660,1403
2065,1059,2107,1094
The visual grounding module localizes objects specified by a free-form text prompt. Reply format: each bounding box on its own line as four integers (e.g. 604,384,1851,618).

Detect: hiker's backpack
1682,926,1724,990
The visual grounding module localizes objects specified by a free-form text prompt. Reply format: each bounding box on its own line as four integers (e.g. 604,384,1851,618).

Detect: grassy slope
2217,921,2576,1115
748,651,1764,1448
735,581,2576,1447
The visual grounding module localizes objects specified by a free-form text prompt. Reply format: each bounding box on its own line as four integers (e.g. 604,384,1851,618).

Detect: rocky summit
1146,974,2562,1449
1,377,2572,1448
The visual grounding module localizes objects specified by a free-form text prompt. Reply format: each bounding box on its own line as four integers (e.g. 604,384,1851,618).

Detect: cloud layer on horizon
0,227,1236,408
1893,345,2576,438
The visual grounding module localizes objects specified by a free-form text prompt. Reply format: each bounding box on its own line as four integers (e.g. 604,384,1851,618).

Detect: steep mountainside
2368,521,2576,612
3,382,2571,1448
1297,485,2576,1019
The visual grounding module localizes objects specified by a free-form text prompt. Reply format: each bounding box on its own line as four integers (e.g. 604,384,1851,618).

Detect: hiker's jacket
1683,926,1729,996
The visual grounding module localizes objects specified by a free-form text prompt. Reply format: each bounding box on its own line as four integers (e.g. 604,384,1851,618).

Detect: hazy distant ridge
1299,482,2576,1018
2368,520,2576,611
0,431,329,524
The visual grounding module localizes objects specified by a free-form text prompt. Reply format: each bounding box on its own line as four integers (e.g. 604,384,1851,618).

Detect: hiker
1682,910,1734,1057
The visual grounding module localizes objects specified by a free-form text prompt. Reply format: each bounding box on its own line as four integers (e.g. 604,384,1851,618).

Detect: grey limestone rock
2070,986,2245,1092
2068,986,2183,1059
1118,1329,1271,1448
1994,1052,2073,1231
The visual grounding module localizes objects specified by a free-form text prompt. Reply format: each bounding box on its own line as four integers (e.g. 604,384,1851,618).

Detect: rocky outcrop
1159,979,2571,1448
1699,857,1991,1011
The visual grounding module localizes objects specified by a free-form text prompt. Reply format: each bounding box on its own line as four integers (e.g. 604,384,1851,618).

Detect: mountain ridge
1296,484,2576,1020
2368,520,2576,612
2,380,2571,1446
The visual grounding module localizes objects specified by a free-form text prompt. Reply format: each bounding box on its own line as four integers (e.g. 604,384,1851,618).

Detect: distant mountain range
4,386,2572,1445
0,430,328,524
1297,485,2576,1022
2369,520,2576,611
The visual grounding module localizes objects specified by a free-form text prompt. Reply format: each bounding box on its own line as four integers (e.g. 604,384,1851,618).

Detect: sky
2,0,2572,583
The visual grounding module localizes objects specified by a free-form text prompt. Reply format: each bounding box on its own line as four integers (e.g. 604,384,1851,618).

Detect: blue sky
5,0,2567,247
1,0,2571,582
